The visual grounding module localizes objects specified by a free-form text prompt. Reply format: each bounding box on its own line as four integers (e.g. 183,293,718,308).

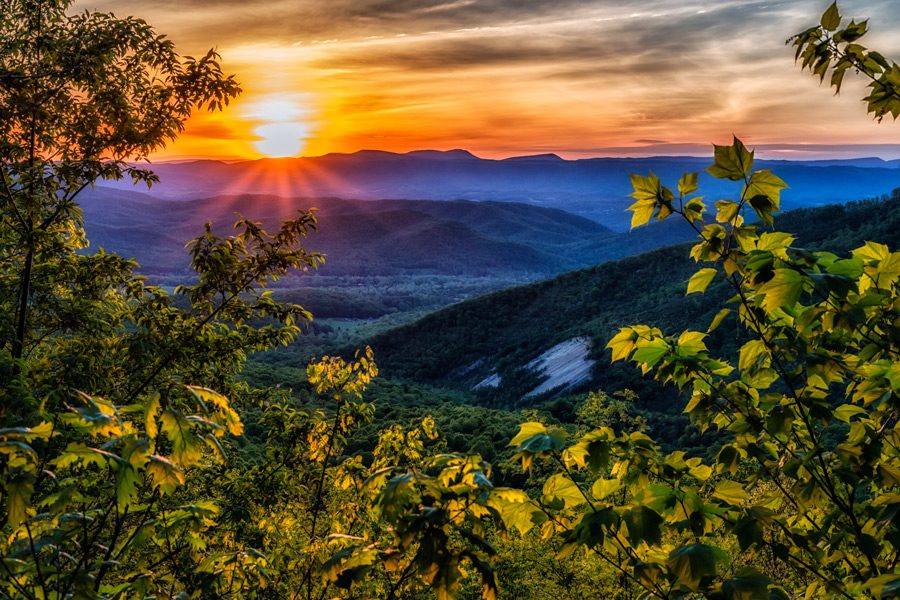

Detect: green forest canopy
1,1,900,598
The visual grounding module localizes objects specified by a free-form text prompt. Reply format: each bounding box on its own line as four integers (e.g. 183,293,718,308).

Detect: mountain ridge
81,189,693,278
101,153,900,228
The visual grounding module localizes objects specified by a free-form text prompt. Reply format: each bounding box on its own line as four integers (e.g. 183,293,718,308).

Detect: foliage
792,2,900,121
0,1,318,596
501,135,900,598
2,1,900,599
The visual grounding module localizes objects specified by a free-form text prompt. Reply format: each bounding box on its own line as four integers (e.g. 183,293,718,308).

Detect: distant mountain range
80,188,695,278
95,150,900,229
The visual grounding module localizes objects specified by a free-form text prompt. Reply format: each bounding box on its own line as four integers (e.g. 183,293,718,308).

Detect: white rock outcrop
523,337,595,399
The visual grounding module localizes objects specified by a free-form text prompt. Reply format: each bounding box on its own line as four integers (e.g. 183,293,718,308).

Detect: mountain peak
405,149,479,160
503,153,565,162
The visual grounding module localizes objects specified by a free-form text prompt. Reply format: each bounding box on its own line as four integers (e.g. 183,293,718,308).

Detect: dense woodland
3,1,900,598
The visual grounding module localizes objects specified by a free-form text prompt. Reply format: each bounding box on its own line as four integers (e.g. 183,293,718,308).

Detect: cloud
69,0,900,158
182,121,245,140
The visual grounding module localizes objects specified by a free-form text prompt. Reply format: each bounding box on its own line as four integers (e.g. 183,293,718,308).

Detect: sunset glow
72,0,900,160
245,95,312,157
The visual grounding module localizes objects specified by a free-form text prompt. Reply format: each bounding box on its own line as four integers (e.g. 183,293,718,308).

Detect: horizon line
148,143,900,164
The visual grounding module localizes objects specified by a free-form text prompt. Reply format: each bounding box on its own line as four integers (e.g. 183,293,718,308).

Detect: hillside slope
366,198,900,409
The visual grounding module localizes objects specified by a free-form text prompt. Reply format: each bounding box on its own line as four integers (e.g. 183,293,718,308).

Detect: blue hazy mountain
95,150,900,229
80,188,697,278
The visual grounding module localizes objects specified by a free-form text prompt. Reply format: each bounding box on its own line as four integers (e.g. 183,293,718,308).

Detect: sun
254,122,309,158
245,95,312,158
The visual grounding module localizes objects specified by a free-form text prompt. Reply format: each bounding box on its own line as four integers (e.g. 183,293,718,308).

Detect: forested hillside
367,197,900,408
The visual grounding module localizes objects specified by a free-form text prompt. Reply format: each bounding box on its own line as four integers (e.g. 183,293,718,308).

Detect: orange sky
73,0,900,160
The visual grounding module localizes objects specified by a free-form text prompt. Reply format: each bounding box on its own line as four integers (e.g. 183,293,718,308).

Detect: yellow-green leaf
715,200,740,223
707,137,753,181
679,172,699,196
147,454,186,492
145,392,160,440
160,410,203,467
821,2,840,30
628,199,656,229
543,473,586,509
591,478,622,500
834,404,867,423
713,480,748,505
509,422,547,447
708,308,732,333
5,472,34,527
757,269,804,313
687,268,717,295
607,328,637,362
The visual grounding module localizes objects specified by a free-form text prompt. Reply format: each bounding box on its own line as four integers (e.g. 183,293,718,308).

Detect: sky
72,0,900,160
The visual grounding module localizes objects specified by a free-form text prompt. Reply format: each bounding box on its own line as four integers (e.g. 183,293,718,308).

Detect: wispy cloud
72,0,900,158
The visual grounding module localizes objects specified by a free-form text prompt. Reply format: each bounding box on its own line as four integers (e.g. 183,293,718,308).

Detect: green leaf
542,474,586,509
821,2,841,31
687,268,717,295
632,338,669,368
865,574,900,598
591,478,622,500
667,544,727,590
147,454,186,493
717,445,741,475
834,404,867,423
563,508,618,552
733,510,769,551
322,547,378,588
708,308,732,333
707,137,753,181
52,443,115,469
566,430,613,473
622,506,663,546
826,256,863,278
721,567,772,600
757,269,804,313
713,480,748,505
116,464,139,509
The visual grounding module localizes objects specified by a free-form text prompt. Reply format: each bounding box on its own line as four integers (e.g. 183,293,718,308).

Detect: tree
0,1,327,597
0,0,240,370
